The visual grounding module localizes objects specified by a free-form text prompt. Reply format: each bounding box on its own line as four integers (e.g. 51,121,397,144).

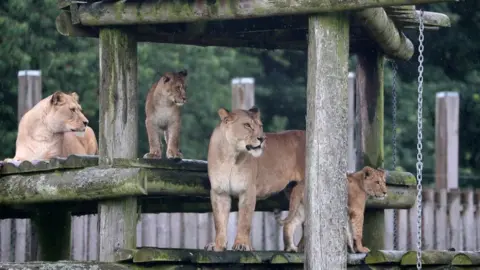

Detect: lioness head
159,70,188,106
217,106,266,157
45,91,89,133
348,166,388,200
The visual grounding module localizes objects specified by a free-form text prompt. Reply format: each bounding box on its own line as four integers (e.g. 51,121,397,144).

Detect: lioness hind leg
165,121,183,159
351,212,370,253
297,223,305,252
144,118,162,159
205,190,231,251
232,190,256,251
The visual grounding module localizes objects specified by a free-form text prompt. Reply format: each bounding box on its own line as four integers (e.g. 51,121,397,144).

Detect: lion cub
143,70,188,159
274,166,387,253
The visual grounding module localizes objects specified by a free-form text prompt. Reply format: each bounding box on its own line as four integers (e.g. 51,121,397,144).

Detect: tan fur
13,91,98,161
143,70,188,159
275,166,387,253
205,107,305,251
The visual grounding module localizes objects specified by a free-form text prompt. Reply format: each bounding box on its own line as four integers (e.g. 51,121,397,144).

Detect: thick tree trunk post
231,78,255,110
305,13,349,269
347,72,356,172
354,50,385,251
18,70,42,261
98,28,139,262
31,206,71,261
435,92,459,190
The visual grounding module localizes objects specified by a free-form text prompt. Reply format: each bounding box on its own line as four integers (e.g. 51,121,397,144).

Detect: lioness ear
163,73,171,83
362,166,373,178
178,69,188,77
51,91,64,105
70,92,79,102
218,108,233,122
248,106,260,119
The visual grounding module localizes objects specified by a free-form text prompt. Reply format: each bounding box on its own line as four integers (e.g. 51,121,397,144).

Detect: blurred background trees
0,0,479,186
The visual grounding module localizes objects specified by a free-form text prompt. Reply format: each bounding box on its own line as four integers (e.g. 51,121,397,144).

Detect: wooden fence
0,188,479,261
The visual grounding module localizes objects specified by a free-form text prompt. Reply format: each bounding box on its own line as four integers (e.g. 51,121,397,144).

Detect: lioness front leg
205,190,231,251
144,118,162,159
165,121,183,159
283,214,303,252
233,190,256,251
351,212,369,253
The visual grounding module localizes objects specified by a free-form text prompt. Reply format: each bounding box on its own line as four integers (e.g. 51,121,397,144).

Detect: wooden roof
56,0,452,60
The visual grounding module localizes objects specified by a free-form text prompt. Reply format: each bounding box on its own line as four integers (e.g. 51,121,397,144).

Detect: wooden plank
0,262,131,269
156,213,170,248
435,92,459,190
422,189,435,249
347,72,356,172
397,209,408,249
141,214,157,247
448,190,462,250
75,0,455,26
0,219,13,261
305,12,349,269
435,189,448,249
17,70,42,122
231,78,255,110
97,28,139,262
354,46,385,251
353,8,414,60
14,219,27,262
87,214,98,261
462,190,476,250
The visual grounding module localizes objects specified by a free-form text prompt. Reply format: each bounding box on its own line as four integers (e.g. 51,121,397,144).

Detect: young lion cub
143,70,188,159
274,166,387,253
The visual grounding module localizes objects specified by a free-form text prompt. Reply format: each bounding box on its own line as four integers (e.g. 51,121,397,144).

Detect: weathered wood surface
98,28,138,262
0,154,98,175
0,167,146,204
353,8,414,60
355,49,385,251
0,261,131,270
305,12,349,269
73,0,454,26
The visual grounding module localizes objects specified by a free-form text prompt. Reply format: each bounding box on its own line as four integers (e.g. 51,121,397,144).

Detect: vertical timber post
98,28,138,262
347,72,356,172
435,92,459,190
231,78,255,110
305,13,349,269
354,50,385,250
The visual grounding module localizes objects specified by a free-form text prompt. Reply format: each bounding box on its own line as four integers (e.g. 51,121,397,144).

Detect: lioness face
161,70,188,106
362,166,388,200
217,106,266,157
47,91,89,133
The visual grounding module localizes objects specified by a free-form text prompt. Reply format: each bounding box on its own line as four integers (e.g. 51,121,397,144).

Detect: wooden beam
353,8,414,60
305,12,349,269
75,0,455,26
98,28,139,262
0,262,131,270
231,77,255,110
354,49,386,251
435,92,459,190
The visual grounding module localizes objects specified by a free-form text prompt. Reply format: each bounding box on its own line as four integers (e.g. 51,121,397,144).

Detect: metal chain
390,60,398,250
416,9,425,270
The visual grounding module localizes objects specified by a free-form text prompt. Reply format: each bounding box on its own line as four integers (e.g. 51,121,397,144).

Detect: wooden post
347,72,356,172
98,28,139,262
305,13,349,269
31,205,71,261
354,50,385,251
231,78,255,110
435,92,459,190
17,70,42,262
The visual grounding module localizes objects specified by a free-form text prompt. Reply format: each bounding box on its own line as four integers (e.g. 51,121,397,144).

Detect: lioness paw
232,243,253,251
285,245,298,252
166,149,183,160
143,152,162,159
357,246,370,253
204,242,226,252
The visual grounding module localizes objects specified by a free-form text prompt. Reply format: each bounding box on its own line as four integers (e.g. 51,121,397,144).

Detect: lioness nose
258,137,264,143
83,120,89,126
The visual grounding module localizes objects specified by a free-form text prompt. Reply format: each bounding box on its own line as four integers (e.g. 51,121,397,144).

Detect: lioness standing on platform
13,91,98,161
144,70,188,159
274,166,388,253
205,107,305,251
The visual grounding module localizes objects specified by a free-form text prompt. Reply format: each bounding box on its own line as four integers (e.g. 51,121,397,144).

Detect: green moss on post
354,49,385,251
31,205,71,261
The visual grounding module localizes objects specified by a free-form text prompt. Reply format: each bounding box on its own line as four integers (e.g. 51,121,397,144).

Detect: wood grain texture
305,12,349,269
98,28,139,262
354,49,385,251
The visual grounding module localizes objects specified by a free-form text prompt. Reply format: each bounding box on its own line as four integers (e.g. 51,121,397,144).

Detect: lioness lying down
205,106,305,251
12,91,98,161
274,166,388,253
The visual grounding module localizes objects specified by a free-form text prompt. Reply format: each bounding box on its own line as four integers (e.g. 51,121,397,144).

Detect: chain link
416,9,425,270
390,60,398,250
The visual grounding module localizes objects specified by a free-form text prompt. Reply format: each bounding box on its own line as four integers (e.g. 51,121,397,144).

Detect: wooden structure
0,0,456,268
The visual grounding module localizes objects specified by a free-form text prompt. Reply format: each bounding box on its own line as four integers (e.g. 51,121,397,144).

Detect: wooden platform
0,155,415,218
0,248,478,269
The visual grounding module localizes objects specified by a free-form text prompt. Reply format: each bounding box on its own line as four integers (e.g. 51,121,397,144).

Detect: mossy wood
56,1,451,59
355,49,385,251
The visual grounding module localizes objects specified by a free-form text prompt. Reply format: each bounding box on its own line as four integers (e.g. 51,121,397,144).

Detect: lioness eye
70,108,76,112
244,123,252,129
